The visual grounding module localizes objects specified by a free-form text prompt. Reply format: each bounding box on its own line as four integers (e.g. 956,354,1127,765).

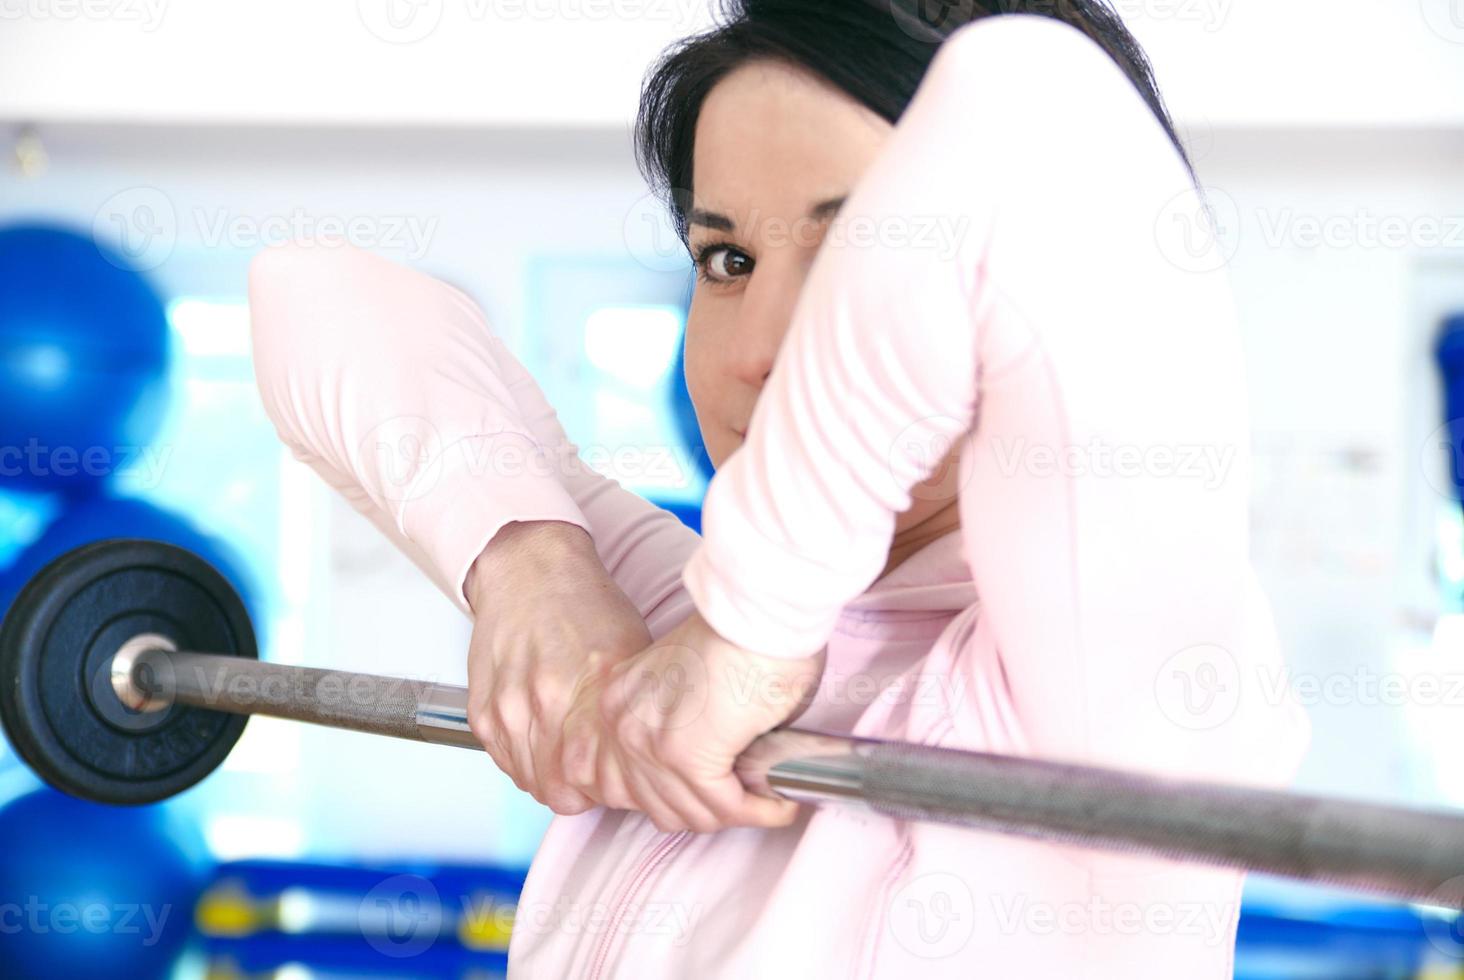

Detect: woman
249,3,1308,976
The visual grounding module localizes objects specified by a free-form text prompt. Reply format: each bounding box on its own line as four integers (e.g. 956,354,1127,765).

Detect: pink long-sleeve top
248,15,1309,978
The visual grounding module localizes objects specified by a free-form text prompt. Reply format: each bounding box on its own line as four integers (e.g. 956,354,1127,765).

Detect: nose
730,257,805,389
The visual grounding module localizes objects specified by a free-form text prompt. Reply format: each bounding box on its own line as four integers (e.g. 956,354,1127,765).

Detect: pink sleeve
686,14,1308,779
683,15,1248,659
248,242,697,634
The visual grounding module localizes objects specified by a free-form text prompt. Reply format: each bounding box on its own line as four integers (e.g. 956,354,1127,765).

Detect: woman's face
683,58,893,469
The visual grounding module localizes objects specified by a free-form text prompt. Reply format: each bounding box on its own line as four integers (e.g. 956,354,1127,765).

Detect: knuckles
559,735,597,791
543,788,592,816
467,707,498,751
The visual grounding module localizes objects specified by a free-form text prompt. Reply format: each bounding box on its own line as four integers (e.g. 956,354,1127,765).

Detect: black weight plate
0,538,257,805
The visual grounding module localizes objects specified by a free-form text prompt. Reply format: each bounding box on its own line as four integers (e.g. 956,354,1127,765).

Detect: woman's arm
247,241,697,635
248,242,702,811
662,12,1299,784
685,14,1225,658
560,14,1311,835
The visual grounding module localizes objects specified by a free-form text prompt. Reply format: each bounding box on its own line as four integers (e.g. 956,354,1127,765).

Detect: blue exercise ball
0,788,204,978
669,328,713,482
0,493,260,631
0,224,171,496
1436,313,1464,501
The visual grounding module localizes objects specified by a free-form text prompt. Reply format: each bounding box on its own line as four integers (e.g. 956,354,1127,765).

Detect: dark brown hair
636,0,1193,246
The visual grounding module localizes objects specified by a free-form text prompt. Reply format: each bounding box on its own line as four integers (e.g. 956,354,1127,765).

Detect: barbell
4,537,1464,911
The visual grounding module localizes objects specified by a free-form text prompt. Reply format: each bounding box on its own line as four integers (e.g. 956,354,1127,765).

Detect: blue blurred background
3,1,1464,977
0,213,708,977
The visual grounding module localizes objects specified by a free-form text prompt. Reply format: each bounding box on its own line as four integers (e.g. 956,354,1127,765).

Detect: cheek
681,312,723,416
682,313,742,467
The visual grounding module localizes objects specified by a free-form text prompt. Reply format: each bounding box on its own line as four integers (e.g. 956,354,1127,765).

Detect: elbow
926,14,1132,127
935,14,1113,81
248,239,356,364
247,238,379,395
248,241,316,437
247,239,373,451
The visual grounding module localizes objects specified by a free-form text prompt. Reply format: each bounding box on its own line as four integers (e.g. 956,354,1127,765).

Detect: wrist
465,520,599,609
685,610,824,711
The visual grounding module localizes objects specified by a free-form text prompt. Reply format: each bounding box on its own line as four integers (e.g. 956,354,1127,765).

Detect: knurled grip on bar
857,740,1464,908
133,650,436,741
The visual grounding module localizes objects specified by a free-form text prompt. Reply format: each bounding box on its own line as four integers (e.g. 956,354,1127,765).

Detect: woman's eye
696,245,753,284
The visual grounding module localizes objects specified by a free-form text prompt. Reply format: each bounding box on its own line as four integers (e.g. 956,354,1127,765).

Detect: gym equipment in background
0,224,171,497
1,539,256,804
651,331,711,533
7,539,1464,913
1435,313,1464,503
0,786,204,976
0,492,260,631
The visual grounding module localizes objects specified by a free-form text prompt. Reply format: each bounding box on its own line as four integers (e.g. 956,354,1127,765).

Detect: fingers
469,609,810,835
562,707,712,831
529,712,594,815
615,760,798,832
464,562,654,813
468,672,553,805
499,698,542,797
470,655,594,814
566,725,801,833
697,772,801,830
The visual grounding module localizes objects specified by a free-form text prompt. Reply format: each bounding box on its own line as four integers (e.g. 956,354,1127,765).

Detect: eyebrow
687,195,848,232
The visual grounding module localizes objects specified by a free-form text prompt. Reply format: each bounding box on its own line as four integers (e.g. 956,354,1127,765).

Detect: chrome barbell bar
111,643,1464,910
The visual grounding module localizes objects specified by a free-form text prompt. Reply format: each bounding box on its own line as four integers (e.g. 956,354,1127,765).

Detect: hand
464,520,651,814
560,610,825,833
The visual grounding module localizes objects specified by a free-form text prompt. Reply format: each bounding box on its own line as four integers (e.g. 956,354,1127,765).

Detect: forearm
248,240,696,625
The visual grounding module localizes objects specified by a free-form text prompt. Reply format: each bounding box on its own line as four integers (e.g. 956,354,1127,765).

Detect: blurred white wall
1187,128,1464,807
2,1,1462,127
